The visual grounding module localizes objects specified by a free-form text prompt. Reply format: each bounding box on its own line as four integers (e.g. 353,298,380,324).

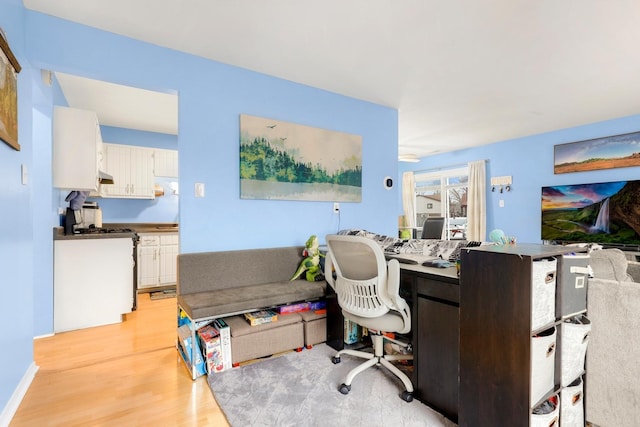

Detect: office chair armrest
386,258,403,308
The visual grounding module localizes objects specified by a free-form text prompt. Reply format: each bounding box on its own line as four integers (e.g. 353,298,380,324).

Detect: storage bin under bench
223,313,305,364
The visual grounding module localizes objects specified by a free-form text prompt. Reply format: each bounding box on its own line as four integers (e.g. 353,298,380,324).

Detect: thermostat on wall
383,176,393,189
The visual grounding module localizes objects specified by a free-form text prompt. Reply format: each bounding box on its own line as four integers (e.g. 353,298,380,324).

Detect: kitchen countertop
53,227,137,241
104,223,179,234
53,223,179,240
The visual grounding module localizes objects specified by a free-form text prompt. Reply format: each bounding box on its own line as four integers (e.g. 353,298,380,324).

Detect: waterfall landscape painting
541,180,640,245
239,114,362,202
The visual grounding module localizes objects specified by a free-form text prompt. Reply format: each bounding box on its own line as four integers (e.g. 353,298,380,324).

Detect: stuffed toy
290,235,325,282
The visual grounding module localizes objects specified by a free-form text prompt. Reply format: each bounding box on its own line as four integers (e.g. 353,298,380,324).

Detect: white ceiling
25,0,640,158
55,72,178,135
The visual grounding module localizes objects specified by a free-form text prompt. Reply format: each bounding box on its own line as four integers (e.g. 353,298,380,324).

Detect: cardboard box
212,318,232,371
309,300,326,311
244,310,278,326
198,325,224,374
177,324,206,377
278,302,310,314
344,319,360,344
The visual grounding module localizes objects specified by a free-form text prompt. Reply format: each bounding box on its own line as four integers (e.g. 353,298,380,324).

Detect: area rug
149,289,176,300
208,343,457,427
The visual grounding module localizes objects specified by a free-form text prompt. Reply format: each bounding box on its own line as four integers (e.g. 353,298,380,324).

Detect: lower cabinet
137,232,179,290
414,275,460,423
54,237,134,332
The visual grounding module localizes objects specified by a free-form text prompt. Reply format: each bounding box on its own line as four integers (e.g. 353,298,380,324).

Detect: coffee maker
64,207,82,235
63,191,90,235
79,201,103,228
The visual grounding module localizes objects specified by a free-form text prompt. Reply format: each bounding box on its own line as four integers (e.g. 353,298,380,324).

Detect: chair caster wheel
332,356,341,364
338,383,351,395
400,391,413,402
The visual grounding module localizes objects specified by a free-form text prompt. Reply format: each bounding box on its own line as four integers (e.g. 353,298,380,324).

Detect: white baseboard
34,333,54,340
0,362,39,427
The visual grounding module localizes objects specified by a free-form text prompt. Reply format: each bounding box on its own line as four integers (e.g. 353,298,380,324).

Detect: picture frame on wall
239,114,362,202
554,131,640,174
0,29,22,151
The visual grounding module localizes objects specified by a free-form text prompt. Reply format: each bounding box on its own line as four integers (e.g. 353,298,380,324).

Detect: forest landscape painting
541,180,640,245
554,131,640,174
240,114,362,202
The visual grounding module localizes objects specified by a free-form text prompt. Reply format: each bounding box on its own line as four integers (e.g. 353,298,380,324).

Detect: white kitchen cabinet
54,237,134,332
137,232,179,290
102,143,155,199
53,106,105,191
154,148,179,178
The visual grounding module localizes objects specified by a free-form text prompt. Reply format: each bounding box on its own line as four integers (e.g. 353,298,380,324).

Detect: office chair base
400,391,413,402
338,383,351,395
332,335,415,402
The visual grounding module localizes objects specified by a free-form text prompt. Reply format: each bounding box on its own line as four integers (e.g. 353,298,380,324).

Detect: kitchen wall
399,114,640,243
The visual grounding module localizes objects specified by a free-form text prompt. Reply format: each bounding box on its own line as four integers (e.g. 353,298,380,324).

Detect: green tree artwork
240,114,362,202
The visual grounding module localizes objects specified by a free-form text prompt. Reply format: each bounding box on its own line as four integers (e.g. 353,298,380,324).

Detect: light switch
195,183,205,198
21,164,28,185
499,199,505,208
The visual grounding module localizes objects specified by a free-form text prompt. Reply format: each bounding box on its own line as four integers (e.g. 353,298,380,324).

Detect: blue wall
400,115,640,243
0,4,398,419
0,0,34,416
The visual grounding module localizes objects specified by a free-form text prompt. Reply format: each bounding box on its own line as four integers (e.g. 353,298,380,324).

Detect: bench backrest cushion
178,246,304,295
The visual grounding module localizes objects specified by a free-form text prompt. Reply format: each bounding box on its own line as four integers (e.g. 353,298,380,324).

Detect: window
414,166,468,240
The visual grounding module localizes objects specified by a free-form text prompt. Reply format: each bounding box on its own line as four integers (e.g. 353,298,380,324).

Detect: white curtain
467,160,486,241
402,172,416,228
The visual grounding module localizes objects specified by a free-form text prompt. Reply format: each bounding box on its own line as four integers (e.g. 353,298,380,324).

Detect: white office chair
325,234,414,402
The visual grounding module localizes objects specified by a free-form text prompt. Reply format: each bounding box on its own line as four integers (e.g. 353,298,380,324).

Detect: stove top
75,227,135,234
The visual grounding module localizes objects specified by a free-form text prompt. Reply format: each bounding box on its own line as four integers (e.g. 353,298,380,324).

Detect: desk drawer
416,277,459,305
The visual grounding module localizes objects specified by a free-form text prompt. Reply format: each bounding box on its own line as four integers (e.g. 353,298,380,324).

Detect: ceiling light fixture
398,154,420,163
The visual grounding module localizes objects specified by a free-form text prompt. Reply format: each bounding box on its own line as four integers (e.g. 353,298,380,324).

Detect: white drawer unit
137,232,179,290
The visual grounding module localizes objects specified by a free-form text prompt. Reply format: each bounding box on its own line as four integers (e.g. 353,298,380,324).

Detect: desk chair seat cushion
343,310,406,334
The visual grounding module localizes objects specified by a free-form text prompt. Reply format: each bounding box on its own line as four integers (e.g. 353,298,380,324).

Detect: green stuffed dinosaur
290,235,325,282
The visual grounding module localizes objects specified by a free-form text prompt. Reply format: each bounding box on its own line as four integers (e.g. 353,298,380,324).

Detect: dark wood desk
326,264,460,423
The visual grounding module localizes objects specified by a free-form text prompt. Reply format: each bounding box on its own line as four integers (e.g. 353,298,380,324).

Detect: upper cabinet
154,148,179,178
101,143,155,199
53,106,105,191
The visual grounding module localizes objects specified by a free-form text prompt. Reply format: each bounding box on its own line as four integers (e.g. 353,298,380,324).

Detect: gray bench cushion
178,246,305,294
178,280,326,320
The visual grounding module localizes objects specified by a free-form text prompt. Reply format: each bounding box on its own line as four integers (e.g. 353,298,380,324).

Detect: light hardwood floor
11,294,229,426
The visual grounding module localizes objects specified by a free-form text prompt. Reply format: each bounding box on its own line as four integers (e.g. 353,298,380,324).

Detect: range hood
98,170,114,185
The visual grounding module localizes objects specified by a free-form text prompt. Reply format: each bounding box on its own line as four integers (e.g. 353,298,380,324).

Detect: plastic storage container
561,314,591,386
531,395,559,427
531,326,557,406
556,254,590,319
531,258,557,330
560,376,584,427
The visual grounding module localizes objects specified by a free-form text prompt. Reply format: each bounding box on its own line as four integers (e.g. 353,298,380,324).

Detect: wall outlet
333,202,340,213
